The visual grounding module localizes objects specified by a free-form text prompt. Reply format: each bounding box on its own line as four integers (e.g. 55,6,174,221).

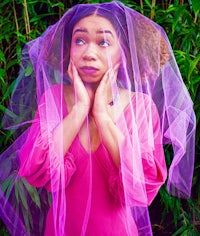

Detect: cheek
103,52,120,66
106,44,121,66
70,47,76,60
70,46,80,62
110,49,121,66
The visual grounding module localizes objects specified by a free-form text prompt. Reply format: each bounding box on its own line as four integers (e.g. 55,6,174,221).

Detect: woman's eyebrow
96,30,114,38
73,28,88,35
73,28,114,38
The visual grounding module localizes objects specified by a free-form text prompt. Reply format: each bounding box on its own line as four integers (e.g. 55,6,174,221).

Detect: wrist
93,111,112,126
72,103,89,117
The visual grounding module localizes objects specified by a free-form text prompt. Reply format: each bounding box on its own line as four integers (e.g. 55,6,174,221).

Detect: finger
100,69,115,89
68,60,73,79
107,68,117,85
71,61,81,81
103,67,113,83
113,63,120,72
111,63,120,79
70,61,81,86
101,63,120,86
110,63,120,82
71,62,77,77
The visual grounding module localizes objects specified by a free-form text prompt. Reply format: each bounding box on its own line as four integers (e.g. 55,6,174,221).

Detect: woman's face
70,15,121,84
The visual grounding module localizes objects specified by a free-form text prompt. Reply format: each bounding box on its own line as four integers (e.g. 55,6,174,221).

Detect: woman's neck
83,81,100,92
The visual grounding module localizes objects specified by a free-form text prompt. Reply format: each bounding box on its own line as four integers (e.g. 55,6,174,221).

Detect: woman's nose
82,44,97,61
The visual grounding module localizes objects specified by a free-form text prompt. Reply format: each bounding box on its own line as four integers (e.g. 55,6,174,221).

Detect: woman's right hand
68,61,91,113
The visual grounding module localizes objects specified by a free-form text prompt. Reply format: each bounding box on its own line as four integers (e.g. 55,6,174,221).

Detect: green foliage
0,0,199,235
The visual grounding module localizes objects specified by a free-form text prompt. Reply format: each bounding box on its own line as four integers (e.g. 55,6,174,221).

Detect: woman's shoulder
45,83,71,94
120,89,158,118
45,83,73,99
122,89,155,106
63,84,74,111
39,84,74,110
119,88,134,106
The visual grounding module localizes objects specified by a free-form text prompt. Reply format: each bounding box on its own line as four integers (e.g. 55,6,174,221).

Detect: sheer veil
0,1,195,236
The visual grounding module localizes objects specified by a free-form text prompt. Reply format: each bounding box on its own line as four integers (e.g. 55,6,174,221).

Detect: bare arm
53,61,91,156
92,66,124,167
52,105,88,156
93,113,124,167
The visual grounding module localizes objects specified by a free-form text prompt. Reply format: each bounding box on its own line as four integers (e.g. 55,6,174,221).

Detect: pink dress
19,85,167,236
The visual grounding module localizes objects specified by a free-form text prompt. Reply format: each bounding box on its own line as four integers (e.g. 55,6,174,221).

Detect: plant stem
140,0,144,14
151,0,156,19
12,0,19,43
23,0,30,39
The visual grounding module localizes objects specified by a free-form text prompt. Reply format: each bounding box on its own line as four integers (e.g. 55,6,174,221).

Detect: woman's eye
75,38,85,45
99,40,110,47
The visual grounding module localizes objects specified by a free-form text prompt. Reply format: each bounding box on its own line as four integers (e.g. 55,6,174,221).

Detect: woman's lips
80,66,98,75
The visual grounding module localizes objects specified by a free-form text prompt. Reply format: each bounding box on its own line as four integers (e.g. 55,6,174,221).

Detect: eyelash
99,40,110,47
74,38,110,47
75,38,85,45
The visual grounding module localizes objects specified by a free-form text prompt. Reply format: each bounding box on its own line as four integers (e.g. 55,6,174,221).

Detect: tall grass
0,0,199,235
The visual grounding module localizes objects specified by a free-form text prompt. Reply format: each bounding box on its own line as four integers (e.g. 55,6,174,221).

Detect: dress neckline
61,85,136,155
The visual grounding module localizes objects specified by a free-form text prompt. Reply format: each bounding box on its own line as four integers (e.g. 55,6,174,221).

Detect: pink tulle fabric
0,2,195,236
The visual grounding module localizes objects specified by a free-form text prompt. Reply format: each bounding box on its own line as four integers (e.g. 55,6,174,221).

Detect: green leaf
2,79,17,101
172,225,188,236
192,0,200,15
30,13,56,23
1,179,12,193
25,64,34,76
188,54,200,81
6,59,19,70
0,50,6,63
52,2,65,10
0,106,17,120
144,0,152,9
22,178,41,209
14,181,19,202
21,206,31,232
17,180,28,210
0,68,5,80
172,6,185,34
2,173,17,200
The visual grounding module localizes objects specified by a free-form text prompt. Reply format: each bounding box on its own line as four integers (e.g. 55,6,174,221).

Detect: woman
0,2,195,236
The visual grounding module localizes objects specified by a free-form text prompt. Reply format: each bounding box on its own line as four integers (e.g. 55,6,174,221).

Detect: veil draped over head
0,1,195,236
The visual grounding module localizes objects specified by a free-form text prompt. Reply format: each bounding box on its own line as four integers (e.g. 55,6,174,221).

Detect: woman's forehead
72,15,117,35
